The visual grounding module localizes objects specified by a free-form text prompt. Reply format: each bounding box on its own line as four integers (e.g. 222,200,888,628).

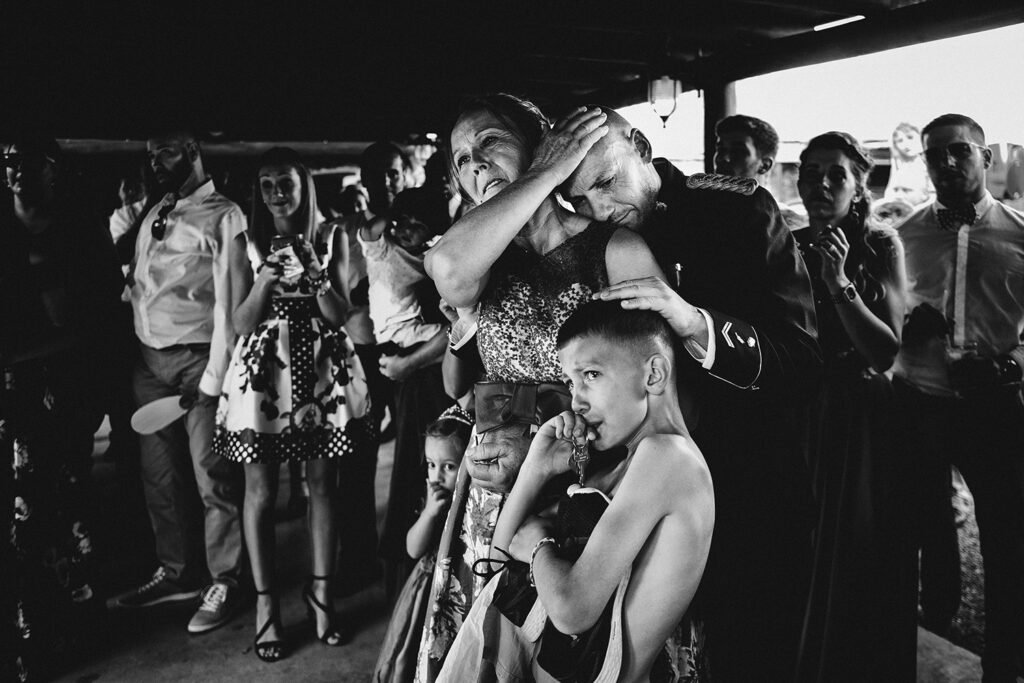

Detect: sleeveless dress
415,223,616,682
794,228,916,682
213,235,368,464
374,552,437,683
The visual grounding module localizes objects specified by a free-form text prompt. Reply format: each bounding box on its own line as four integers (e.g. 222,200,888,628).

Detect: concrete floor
53,426,986,683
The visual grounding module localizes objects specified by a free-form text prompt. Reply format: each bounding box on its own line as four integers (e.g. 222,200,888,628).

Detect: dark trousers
701,508,813,682
896,378,1024,682
133,345,245,588
336,416,381,593
354,343,396,430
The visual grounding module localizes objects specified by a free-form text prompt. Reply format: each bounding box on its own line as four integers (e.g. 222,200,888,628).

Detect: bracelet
304,270,332,297
529,536,557,587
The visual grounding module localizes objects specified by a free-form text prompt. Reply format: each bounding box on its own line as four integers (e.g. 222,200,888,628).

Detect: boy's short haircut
715,114,780,159
556,300,675,361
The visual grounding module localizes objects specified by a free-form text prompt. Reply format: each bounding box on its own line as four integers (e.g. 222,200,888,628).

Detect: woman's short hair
249,146,318,257
447,93,550,205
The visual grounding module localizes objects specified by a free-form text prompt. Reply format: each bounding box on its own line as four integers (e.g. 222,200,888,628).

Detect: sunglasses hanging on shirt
151,196,177,240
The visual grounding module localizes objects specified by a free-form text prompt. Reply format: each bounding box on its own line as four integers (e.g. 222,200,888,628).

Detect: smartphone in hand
270,235,304,280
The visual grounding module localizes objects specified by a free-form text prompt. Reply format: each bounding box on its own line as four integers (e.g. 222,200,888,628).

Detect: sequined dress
476,222,615,383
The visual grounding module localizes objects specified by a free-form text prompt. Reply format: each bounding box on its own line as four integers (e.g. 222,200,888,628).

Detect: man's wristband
529,536,557,587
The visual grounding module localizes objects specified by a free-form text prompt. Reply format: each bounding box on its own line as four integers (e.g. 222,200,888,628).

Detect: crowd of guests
2,99,1023,683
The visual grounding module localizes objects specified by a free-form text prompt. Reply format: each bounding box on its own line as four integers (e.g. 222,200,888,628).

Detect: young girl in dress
213,147,367,662
373,405,472,682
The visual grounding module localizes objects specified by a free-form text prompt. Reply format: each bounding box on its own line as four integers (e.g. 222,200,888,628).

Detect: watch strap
831,283,857,305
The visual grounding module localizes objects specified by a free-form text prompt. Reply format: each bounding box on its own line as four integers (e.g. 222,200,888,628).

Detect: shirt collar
180,178,215,206
933,190,995,222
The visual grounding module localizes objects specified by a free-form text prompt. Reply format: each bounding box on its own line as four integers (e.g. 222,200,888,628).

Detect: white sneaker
187,582,236,634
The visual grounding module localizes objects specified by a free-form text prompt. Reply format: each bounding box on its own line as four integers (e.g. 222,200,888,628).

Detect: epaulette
685,173,757,196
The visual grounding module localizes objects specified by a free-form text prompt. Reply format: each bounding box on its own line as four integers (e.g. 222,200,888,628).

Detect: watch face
844,284,857,301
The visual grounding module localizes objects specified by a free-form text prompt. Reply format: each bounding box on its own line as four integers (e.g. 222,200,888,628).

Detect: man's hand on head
592,277,709,344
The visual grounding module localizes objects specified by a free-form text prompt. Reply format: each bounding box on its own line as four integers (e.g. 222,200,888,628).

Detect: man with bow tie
894,113,1024,683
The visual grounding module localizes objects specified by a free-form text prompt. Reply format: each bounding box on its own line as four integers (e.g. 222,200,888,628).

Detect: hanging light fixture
649,75,680,128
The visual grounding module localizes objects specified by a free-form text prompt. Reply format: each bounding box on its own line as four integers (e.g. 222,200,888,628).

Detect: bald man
562,108,820,682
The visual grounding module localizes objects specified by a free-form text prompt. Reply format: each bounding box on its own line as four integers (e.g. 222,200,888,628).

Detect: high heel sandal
302,575,351,646
253,589,287,663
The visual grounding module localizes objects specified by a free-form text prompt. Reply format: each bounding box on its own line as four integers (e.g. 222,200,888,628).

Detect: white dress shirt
893,191,1024,396
130,179,247,395
109,199,147,244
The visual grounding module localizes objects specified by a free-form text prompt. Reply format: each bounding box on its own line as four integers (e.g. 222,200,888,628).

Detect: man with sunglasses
107,125,247,638
894,113,1024,683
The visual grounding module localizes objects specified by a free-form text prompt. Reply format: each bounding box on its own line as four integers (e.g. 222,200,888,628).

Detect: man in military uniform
563,109,820,682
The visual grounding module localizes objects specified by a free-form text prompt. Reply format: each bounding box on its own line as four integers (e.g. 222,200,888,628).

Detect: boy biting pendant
439,301,715,683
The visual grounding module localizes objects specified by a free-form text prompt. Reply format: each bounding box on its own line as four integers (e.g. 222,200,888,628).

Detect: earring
848,200,862,226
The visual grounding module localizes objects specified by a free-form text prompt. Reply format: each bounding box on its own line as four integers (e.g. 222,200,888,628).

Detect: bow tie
936,206,977,231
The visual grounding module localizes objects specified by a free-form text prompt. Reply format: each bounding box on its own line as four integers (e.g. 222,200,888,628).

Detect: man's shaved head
560,108,661,231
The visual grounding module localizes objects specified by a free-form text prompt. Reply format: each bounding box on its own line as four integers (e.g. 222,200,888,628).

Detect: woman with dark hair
417,94,665,679
213,147,369,661
793,132,913,682
1,135,123,680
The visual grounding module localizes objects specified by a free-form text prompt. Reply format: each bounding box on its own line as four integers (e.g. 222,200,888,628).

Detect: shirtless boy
491,300,715,682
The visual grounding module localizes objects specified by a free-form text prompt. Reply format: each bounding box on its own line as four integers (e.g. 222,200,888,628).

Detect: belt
147,342,211,353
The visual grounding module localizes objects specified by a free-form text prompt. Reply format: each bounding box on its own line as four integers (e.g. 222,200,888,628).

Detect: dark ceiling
4,0,1022,144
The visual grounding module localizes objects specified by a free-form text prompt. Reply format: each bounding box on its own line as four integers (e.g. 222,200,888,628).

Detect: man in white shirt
894,113,1024,683
107,126,247,636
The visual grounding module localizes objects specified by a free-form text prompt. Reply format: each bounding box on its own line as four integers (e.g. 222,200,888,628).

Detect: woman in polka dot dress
214,147,369,661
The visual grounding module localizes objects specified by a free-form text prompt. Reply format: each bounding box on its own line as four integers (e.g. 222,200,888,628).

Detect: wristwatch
830,283,857,305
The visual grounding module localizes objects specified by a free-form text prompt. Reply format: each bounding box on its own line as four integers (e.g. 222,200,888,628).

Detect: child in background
373,405,473,683
362,186,454,599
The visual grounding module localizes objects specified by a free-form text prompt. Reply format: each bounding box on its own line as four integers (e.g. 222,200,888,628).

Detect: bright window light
814,15,865,32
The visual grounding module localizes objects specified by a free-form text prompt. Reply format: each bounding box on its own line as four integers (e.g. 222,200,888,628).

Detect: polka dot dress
213,286,369,465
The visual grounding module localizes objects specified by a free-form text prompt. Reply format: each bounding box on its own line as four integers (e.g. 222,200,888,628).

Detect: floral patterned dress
214,244,368,464
415,223,615,682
